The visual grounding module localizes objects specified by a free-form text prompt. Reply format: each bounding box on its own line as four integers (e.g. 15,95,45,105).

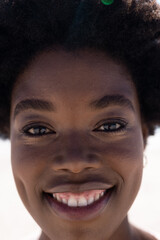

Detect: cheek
11,142,46,182
97,128,144,194
11,139,49,214
96,129,144,223
108,139,143,177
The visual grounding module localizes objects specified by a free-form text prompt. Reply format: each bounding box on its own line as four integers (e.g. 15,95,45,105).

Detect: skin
10,49,153,240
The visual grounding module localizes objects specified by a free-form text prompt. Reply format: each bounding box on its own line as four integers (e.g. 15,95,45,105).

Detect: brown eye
98,123,121,131
94,120,127,134
27,126,51,135
22,125,55,137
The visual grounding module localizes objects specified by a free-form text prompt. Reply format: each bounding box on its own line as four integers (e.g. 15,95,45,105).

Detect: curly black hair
0,0,159,139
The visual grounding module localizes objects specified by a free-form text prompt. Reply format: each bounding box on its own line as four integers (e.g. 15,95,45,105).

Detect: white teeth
100,191,105,197
94,193,100,201
53,194,62,202
77,197,88,207
87,196,94,205
62,198,68,204
56,195,62,202
68,197,78,207
53,193,56,198
52,190,106,207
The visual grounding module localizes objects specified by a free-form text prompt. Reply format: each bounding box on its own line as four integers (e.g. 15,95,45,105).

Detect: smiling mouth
44,187,115,221
49,189,109,207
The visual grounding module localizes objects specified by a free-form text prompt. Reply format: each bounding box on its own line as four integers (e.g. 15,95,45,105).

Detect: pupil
34,128,40,134
40,127,46,134
104,124,109,130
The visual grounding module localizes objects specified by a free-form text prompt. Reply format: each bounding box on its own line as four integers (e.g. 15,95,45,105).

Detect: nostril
86,153,101,165
51,151,101,173
87,153,97,160
54,155,64,163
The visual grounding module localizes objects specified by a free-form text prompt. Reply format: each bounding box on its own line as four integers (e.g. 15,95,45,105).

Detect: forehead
11,49,138,110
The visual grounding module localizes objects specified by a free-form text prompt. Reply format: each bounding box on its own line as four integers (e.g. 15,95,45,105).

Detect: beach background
0,128,160,240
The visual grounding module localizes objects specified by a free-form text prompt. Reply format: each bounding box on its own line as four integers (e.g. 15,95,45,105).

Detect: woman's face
10,49,147,240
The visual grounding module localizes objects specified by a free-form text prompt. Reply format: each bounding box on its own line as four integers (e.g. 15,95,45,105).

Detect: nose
52,133,102,173
53,153,101,173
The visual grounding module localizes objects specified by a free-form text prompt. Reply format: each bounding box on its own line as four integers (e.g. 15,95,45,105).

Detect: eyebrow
89,94,135,112
14,99,55,119
13,94,134,119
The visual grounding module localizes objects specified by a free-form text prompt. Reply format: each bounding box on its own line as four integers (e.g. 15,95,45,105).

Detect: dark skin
10,49,155,240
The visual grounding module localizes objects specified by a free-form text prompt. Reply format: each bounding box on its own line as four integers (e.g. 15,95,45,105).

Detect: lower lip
44,188,114,221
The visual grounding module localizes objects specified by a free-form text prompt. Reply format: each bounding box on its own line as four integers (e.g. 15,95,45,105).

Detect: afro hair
0,0,159,138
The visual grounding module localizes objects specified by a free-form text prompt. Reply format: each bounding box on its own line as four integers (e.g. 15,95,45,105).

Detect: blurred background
0,128,160,240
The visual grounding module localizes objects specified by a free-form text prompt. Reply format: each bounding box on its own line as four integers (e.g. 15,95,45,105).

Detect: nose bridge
65,131,87,156
53,131,101,173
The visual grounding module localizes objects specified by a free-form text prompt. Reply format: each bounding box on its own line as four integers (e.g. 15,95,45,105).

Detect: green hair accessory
101,0,114,5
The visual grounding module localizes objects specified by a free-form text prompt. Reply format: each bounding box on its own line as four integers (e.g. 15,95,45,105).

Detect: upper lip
45,182,114,194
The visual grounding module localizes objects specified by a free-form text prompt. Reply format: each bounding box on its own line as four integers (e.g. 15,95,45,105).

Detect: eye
22,124,55,137
94,119,127,133
97,123,121,131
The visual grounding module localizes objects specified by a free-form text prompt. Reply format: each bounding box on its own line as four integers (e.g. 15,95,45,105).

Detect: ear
141,122,149,149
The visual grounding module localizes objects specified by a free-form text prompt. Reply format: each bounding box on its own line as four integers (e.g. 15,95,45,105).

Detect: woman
0,0,160,239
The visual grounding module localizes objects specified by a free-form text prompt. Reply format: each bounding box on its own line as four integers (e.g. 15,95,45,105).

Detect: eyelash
94,119,127,134
21,119,127,138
